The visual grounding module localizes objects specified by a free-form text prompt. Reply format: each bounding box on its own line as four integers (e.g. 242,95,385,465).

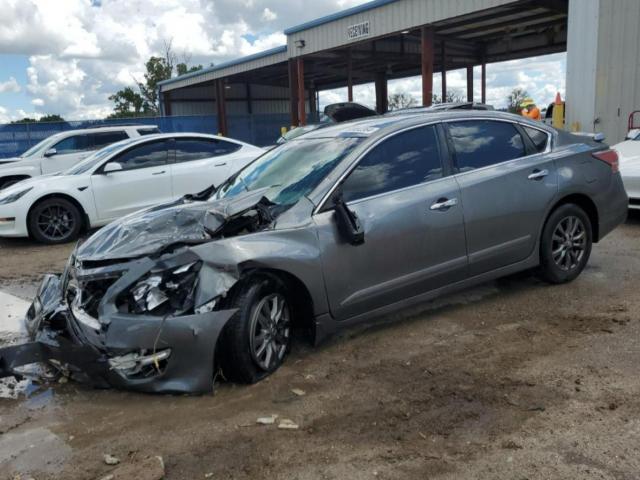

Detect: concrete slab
0,290,28,335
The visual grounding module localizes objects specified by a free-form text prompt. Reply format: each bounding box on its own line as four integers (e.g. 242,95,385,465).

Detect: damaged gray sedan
0,111,628,393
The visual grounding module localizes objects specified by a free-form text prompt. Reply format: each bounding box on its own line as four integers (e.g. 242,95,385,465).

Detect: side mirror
44,148,57,158
103,162,123,174
332,189,364,245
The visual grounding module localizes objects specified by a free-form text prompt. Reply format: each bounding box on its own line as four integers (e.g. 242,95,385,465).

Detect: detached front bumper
0,274,236,394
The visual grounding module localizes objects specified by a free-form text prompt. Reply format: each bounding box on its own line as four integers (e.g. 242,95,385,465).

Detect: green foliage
176,63,203,76
507,87,529,113
107,87,147,119
10,114,65,124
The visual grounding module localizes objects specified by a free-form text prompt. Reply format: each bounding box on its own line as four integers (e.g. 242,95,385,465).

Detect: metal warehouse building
158,0,640,145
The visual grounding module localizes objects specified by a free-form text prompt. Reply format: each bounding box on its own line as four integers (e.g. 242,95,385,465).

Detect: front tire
28,197,82,244
219,276,292,383
538,203,592,284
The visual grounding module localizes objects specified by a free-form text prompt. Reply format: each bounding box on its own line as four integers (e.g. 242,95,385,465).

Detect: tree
176,63,204,76
108,39,207,118
388,91,418,110
10,114,65,124
107,87,147,118
432,89,465,104
507,87,529,113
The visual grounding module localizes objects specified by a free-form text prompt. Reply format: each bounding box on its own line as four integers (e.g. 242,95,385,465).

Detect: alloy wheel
36,203,76,241
551,215,586,271
249,293,291,371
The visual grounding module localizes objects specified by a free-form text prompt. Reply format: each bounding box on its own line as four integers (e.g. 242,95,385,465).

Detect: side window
138,127,161,136
448,120,525,172
523,126,549,153
341,125,443,202
112,141,167,171
90,131,129,149
53,135,91,154
174,138,241,163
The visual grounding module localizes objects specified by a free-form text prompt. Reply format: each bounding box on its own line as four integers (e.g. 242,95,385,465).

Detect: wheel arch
544,193,599,242
27,193,90,236
228,267,317,344
0,174,31,188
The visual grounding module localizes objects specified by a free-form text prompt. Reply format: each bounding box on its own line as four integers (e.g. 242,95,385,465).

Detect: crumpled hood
77,187,274,261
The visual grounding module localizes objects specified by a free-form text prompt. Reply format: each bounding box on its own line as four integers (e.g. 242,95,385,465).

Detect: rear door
314,124,468,321
446,120,557,276
170,137,244,196
90,139,172,221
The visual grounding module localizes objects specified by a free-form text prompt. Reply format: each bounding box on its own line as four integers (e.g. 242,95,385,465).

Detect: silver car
1,111,628,393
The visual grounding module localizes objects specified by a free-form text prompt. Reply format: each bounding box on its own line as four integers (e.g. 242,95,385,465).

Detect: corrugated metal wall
567,0,640,142
287,0,513,57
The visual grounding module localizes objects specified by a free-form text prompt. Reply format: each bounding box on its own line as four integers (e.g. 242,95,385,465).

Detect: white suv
0,124,160,189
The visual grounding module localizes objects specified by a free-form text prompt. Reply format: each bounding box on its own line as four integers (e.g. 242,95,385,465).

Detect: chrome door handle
430,198,458,211
528,169,549,180
152,170,166,175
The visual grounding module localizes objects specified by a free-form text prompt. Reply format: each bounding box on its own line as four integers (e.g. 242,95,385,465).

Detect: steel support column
347,48,354,102
215,80,227,136
375,72,388,114
297,57,306,126
441,41,447,101
288,59,299,127
466,66,474,102
481,61,487,104
421,27,434,107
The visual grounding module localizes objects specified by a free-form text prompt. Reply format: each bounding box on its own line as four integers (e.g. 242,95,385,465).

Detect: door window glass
341,125,442,202
174,138,241,163
53,135,91,154
90,131,129,149
448,120,525,171
523,126,549,153
111,141,168,171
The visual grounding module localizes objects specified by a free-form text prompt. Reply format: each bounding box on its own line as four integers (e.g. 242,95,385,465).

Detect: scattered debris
103,454,120,466
98,475,115,480
204,473,214,478
418,432,427,440
256,414,278,425
291,388,306,396
104,455,165,480
501,440,523,450
527,405,546,412
278,418,299,430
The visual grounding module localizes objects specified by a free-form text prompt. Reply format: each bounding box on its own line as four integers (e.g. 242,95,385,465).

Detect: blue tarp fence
0,113,308,159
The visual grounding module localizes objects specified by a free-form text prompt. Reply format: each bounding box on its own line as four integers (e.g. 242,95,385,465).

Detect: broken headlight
126,261,201,315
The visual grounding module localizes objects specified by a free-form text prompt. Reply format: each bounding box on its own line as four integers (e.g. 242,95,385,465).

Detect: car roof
301,110,554,140
52,124,160,136
102,132,250,153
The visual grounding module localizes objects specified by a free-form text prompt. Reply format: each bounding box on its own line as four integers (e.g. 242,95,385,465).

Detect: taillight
592,149,619,173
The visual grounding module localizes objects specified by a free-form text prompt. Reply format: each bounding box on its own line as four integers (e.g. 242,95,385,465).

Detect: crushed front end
0,250,238,394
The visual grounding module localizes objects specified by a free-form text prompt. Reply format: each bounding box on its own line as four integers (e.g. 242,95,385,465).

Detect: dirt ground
1,214,640,480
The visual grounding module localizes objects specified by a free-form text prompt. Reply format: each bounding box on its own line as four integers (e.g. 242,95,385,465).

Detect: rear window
90,131,129,149
138,127,161,135
174,138,241,162
448,120,526,172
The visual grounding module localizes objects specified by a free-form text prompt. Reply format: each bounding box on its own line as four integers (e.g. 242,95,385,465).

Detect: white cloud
0,105,9,123
0,0,564,120
0,77,21,93
261,7,277,21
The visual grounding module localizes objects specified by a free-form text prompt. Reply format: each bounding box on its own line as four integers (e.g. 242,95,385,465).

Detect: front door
445,120,558,276
314,124,468,321
41,134,92,174
90,139,172,221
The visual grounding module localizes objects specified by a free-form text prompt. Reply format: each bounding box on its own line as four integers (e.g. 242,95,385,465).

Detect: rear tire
538,203,592,284
28,197,82,244
219,275,292,383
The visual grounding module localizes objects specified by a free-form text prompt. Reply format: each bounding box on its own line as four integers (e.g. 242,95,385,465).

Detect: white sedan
0,133,264,243
613,129,640,209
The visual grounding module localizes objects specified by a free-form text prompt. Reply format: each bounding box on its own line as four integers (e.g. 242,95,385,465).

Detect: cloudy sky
0,0,565,123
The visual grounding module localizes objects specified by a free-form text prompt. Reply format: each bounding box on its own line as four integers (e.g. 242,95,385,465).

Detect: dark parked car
1,111,627,393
